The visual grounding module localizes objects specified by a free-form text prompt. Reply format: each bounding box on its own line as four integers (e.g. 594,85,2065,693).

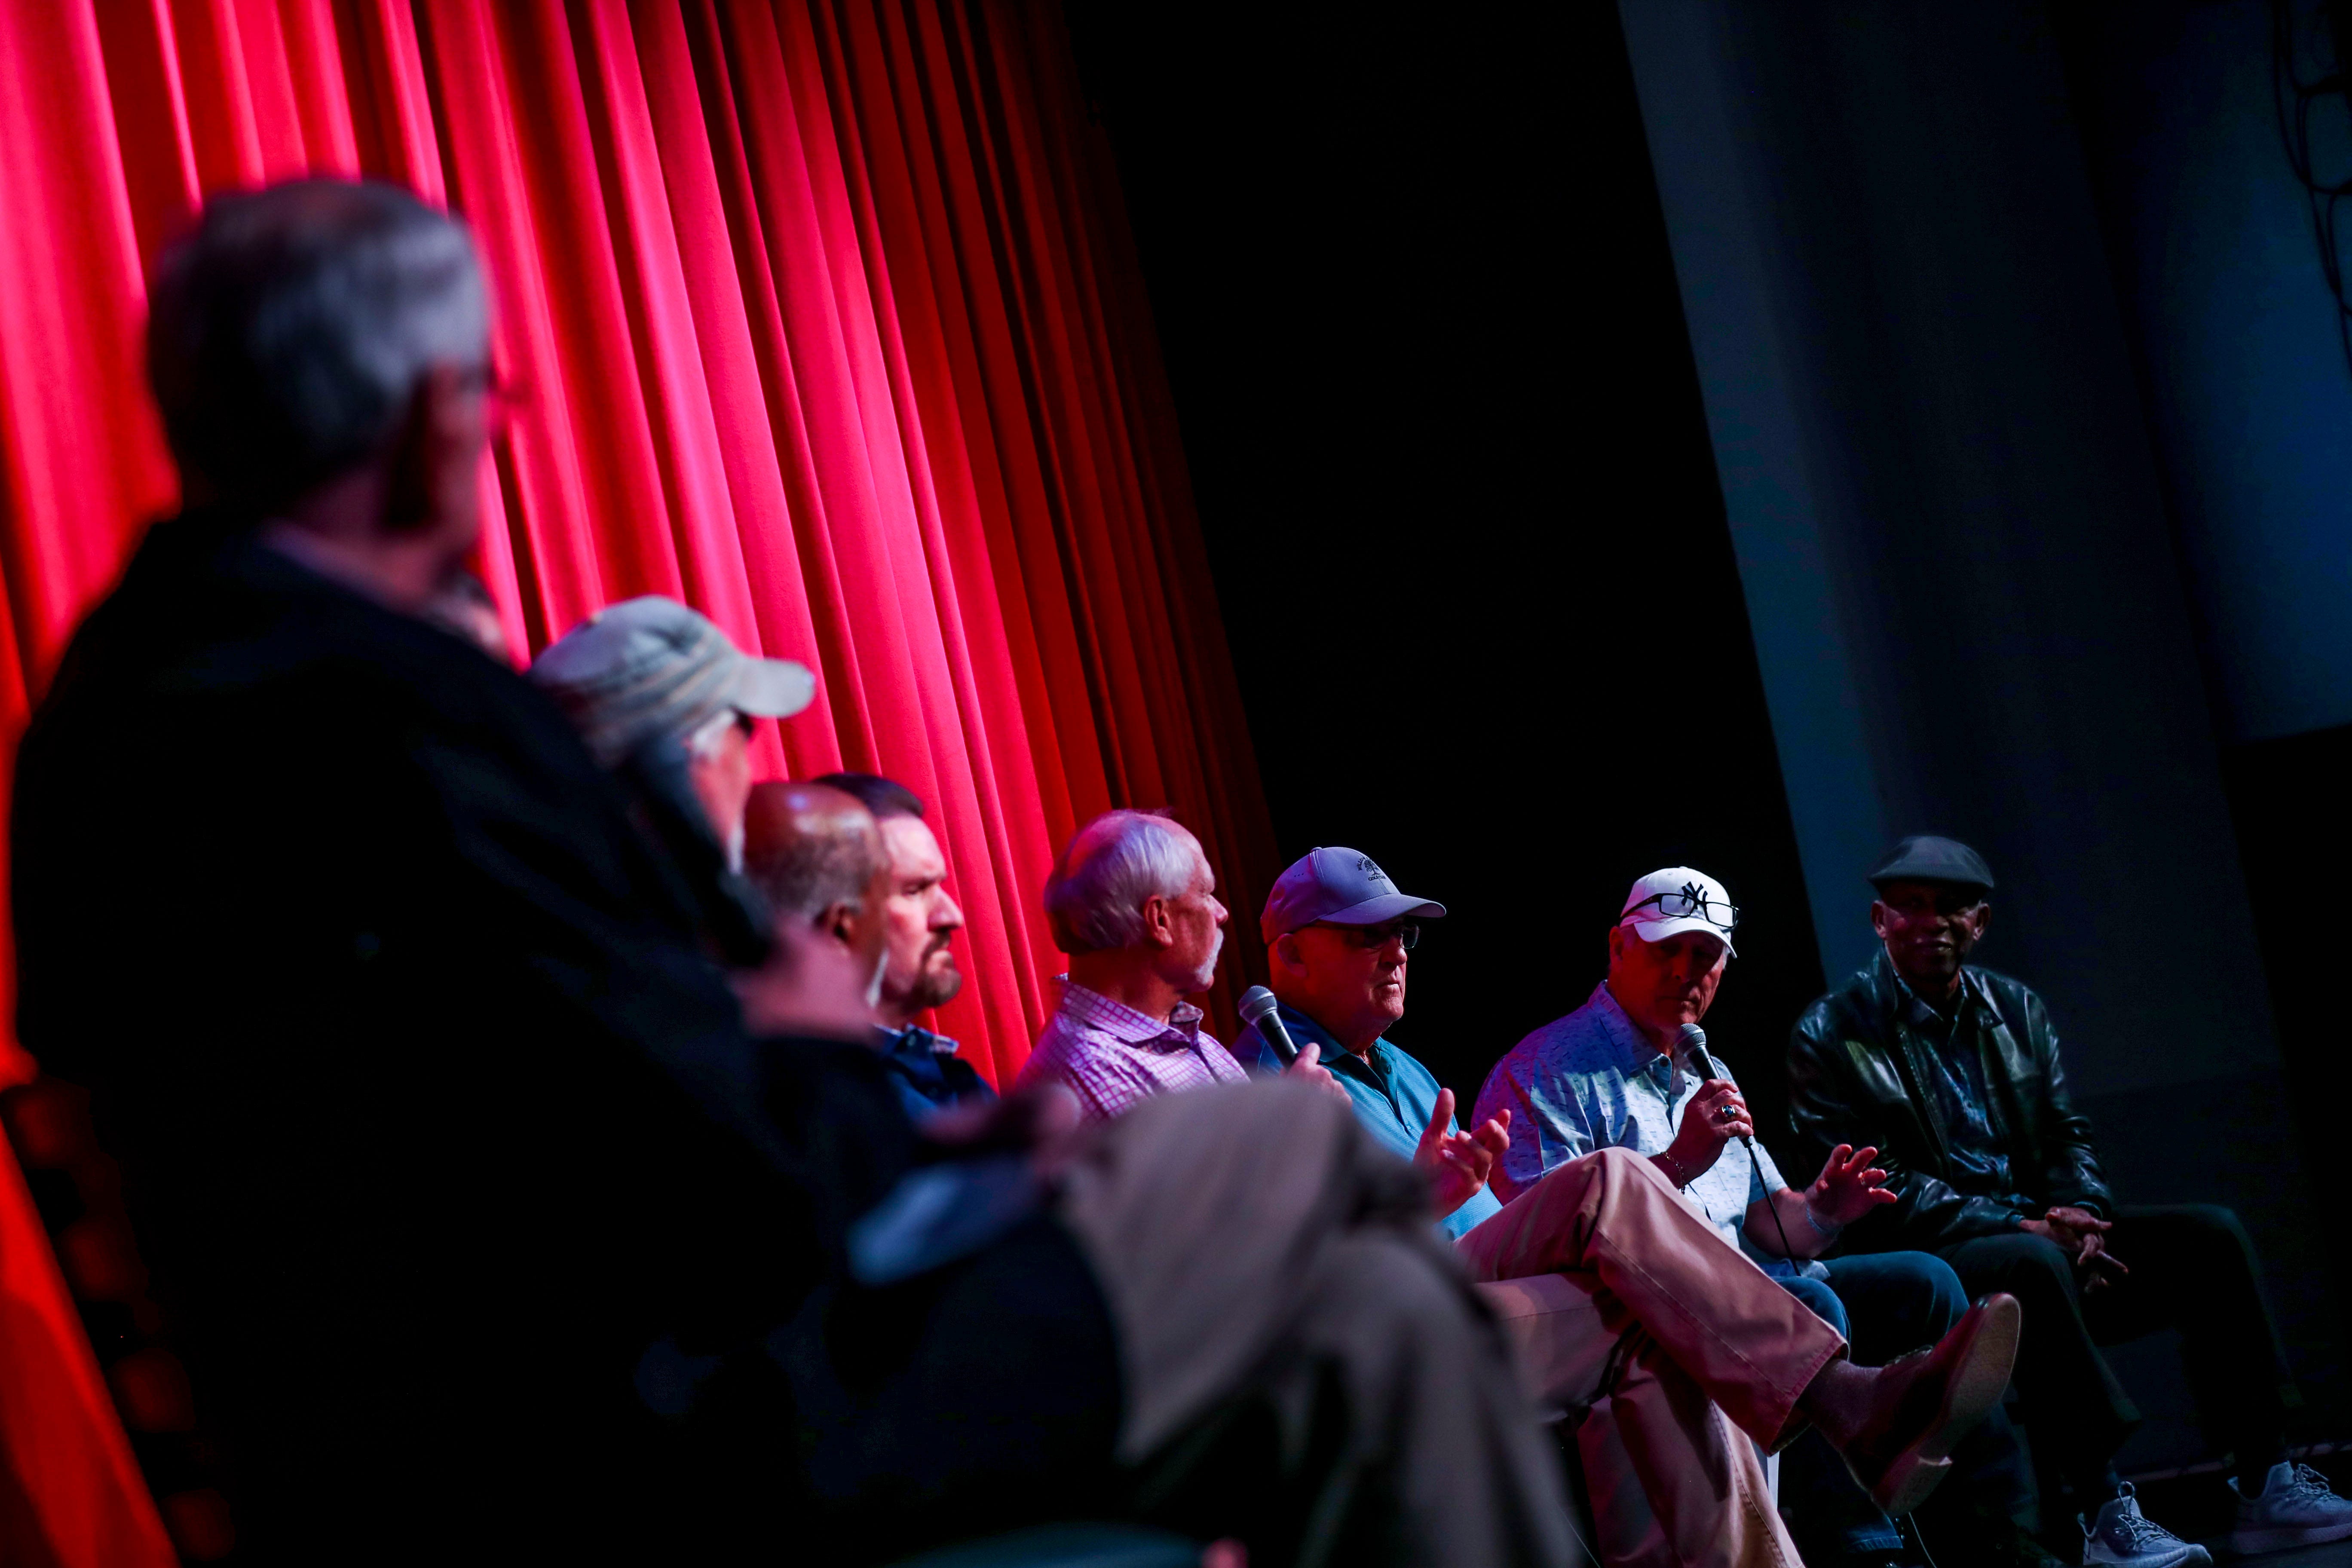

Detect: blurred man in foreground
11,178,1585,1565
1792,837,2350,1564
738,779,897,1041
738,777,991,1112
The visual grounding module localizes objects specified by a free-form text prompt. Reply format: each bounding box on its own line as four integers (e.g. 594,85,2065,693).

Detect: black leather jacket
1787,952,2111,1252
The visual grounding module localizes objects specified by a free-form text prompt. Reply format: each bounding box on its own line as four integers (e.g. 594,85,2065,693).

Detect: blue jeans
1777,1253,1969,1560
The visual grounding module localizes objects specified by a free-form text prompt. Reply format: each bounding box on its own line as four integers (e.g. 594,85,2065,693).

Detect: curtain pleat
0,0,1273,1556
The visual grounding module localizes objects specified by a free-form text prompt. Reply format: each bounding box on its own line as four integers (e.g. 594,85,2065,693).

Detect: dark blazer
1787,951,2111,1253
11,511,918,1560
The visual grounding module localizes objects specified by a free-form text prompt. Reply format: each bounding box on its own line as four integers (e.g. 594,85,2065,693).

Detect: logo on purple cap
1358,855,1392,886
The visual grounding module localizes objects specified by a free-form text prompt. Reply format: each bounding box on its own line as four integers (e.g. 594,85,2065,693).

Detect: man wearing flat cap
1790,836,2352,1563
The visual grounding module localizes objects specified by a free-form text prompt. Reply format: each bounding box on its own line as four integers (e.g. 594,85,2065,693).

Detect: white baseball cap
1617,867,1738,957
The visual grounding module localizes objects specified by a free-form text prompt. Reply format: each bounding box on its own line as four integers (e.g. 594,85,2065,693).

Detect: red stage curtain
0,0,1275,1558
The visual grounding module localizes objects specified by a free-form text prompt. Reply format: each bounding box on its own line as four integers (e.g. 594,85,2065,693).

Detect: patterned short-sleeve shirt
1472,983,1792,1267
1012,976,1249,1122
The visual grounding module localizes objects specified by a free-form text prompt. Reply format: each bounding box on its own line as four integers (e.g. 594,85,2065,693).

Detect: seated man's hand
732,918,875,1039
2021,1204,2127,1292
1283,1042,1353,1106
1412,1088,1510,1219
1806,1143,1897,1227
1660,1078,1749,1185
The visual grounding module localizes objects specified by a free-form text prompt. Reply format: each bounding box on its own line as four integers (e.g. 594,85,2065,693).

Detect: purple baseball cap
1260,847,1447,943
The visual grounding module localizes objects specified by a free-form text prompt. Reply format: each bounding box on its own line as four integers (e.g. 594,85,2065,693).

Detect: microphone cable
1679,1025,1798,1263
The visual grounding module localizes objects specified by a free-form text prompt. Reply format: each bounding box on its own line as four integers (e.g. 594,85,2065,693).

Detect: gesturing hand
1661,1078,1749,1185
1413,1088,1510,1219
1284,1042,1353,1106
1806,1144,1896,1227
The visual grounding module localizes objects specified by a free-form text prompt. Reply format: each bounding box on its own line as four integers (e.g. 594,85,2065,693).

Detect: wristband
1656,1150,1691,1189
1802,1200,1844,1238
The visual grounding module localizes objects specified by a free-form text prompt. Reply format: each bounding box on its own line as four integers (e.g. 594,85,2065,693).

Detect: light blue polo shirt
1473,982,1812,1277
1237,1003,1504,1240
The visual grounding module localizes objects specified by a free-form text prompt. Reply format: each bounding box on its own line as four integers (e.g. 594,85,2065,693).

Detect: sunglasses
1621,888,1738,933
1313,919,1421,951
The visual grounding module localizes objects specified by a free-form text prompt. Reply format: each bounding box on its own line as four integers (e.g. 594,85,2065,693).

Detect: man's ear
383,368,451,532
1967,902,1990,941
823,901,861,948
1139,892,1176,950
388,363,484,535
1271,931,1301,976
1869,900,1893,940
1605,924,1626,966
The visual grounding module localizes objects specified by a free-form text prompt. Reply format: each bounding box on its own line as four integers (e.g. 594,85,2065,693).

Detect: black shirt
12,512,920,1559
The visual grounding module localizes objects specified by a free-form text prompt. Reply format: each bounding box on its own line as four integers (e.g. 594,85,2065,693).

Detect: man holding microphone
1475,868,2046,1568
1241,850,2023,1568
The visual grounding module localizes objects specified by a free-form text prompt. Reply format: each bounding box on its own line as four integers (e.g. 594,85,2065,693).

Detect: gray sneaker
2230,1461,2352,1555
2081,1485,2211,1566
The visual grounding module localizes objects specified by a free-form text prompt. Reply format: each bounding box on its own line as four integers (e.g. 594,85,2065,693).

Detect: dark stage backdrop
1615,0,2343,1469
1061,4,1828,1132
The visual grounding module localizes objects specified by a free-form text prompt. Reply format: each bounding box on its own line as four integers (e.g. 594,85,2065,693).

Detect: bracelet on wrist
1803,1200,1844,1237
1656,1150,1689,1188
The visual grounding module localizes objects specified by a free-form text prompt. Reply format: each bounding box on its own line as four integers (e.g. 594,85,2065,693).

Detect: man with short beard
814,773,992,1114
762,771,992,1114
1014,809,1343,1119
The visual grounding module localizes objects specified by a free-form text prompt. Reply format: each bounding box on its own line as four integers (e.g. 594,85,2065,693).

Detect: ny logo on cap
1359,855,1393,887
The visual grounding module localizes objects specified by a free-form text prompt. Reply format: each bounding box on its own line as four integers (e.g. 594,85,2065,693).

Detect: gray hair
147,178,488,511
1044,810,1201,953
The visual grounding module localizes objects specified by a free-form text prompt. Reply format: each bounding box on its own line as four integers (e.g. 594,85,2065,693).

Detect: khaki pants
1457,1148,1849,1568
1057,1081,1580,1568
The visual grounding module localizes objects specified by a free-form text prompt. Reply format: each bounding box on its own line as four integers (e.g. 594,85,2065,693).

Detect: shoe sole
1868,1294,2022,1516
2230,1516,2352,1555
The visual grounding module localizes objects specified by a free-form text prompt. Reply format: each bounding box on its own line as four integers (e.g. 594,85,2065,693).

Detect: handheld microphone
1240,986,1298,1066
1678,1022,1798,1259
1678,1023,1750,1149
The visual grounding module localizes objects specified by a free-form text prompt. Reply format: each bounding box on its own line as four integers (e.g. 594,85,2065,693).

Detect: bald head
744,782,885,924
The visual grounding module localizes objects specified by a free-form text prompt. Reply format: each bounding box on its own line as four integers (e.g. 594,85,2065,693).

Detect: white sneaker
2081,1484,2211,1566
2230,1461,2352,1555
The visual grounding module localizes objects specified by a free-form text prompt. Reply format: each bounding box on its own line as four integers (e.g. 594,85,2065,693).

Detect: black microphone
1240,986,1298,1066
1678,1023,1750,1148
1680,1022,1798,1259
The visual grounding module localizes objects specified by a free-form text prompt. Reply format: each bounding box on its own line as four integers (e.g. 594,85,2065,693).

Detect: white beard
864,945,889,1011
1185,925,1224,993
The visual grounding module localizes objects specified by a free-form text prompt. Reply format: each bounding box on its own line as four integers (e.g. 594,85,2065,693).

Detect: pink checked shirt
1015,976,1250,1122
